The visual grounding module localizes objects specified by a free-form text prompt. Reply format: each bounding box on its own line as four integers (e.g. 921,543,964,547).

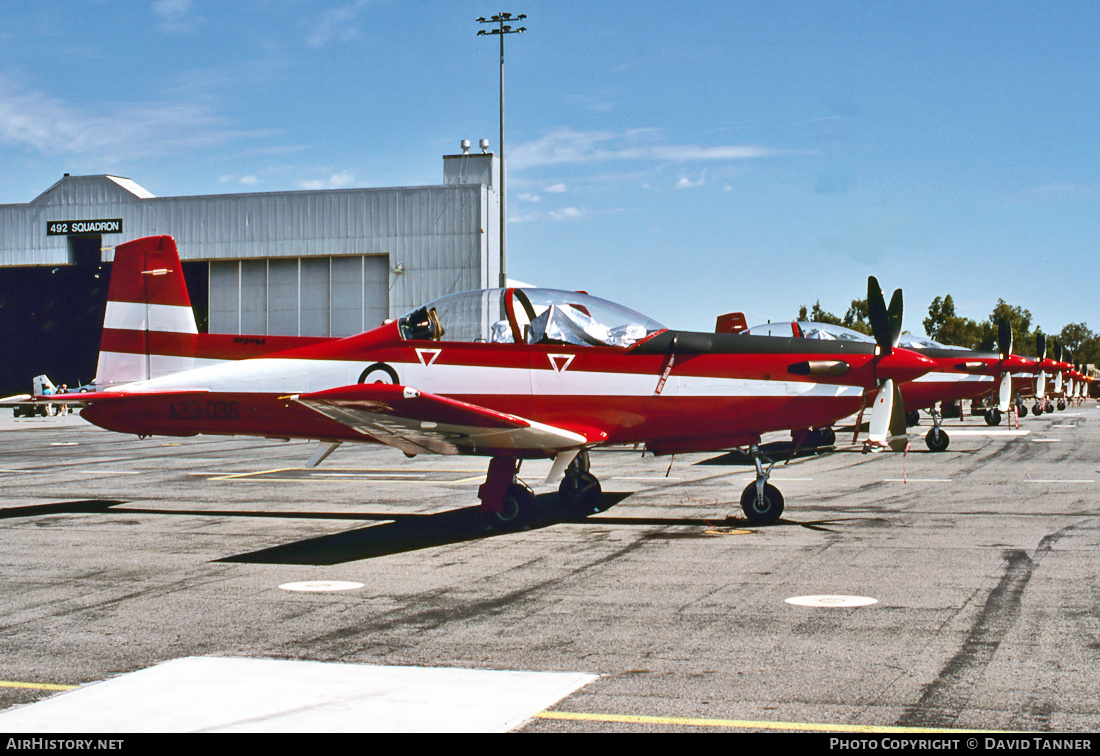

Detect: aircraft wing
293,383,597,456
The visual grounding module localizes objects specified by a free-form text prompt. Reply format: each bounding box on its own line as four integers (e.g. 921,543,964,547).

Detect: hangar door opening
208,256,389,338
0,237,207,394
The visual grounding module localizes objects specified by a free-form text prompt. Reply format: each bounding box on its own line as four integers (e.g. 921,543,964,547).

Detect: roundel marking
358,362,400,385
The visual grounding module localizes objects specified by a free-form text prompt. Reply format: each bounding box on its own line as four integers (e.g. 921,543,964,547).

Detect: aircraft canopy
398,288,665,347
744,321,877,343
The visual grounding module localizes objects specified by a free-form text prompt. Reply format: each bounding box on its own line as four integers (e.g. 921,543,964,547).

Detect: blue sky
2,1,1099,334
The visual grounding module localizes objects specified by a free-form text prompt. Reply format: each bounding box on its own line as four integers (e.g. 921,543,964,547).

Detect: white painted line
49,442,79,447
0,657,598,733
785,595,878,608
612,476,681,481
1033,439,1061,443
735,477,814,482
1025,479,1094,484
946,430,1030,437
883,478,952,483
75,470,141,475
280,581,364,592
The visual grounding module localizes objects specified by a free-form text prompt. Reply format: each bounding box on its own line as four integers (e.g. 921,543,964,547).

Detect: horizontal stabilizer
294,383,592,456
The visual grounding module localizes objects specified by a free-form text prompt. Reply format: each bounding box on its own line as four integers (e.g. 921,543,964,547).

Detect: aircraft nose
877,347,937,383
1004,354,1035,372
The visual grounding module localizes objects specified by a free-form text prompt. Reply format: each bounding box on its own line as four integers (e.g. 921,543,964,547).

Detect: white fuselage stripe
912,372,993,384
107,357,866,400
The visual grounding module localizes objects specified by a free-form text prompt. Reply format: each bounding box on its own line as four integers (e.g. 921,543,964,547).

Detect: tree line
797,295,1100,365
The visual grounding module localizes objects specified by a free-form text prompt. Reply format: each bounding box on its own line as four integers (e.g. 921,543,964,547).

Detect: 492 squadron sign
47,218,123,236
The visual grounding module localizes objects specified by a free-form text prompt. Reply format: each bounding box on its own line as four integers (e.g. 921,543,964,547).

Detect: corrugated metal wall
0,169,498,334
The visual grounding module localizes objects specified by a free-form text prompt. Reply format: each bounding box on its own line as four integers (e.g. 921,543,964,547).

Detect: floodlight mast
476,13,526,288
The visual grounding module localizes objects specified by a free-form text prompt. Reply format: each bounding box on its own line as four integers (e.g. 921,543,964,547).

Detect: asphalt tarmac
0,405,1097,733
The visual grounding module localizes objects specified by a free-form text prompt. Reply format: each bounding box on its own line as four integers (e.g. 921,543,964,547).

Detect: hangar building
0,148,500,393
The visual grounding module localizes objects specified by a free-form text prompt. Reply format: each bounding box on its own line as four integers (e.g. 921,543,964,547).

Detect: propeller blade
1036,332,1046,361
887,288,903,349
1054,340,1063,363
998,371,1012,413
887,380,908,452
867,276,891,353
998,319,1013,359
868,380,891,445
869,379,907,450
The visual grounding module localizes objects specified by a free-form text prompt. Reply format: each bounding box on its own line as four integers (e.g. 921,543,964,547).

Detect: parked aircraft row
735,318,1091,453
8,235,1090,527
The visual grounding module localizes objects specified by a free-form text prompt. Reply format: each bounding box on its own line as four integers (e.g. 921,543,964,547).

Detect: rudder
96,235,198,387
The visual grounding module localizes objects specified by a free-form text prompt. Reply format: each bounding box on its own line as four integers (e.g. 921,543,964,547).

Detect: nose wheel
740,445,784,524
925,408,950,452
740,481,784,523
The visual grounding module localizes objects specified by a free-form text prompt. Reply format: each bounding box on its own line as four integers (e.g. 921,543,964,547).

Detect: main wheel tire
925,427,950,452
985,408,1002,426
558,471,602,518
740,482,784,524
906,410,921,427
491,483,534,528
1018,404,1028,418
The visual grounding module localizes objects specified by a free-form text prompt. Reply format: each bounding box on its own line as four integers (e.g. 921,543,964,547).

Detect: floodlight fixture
476,12,527,287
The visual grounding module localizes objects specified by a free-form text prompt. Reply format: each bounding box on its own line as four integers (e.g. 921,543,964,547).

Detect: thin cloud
153,0,203,33
300,171,356,190
675,170,707,190
0,75,274,163
510,128,780,170
306,1,373,48
511,206,589,223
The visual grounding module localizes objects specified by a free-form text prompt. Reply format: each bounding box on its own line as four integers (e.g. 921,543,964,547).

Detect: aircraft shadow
0,500,127,519
697,440,836,466
218,492,635,565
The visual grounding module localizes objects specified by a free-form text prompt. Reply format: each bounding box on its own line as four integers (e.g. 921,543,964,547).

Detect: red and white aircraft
738,319,1034,451
24,235,937,525
1011,335,1090,414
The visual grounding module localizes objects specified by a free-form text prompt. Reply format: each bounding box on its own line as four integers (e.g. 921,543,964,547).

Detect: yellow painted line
535,710,1003,733
207,468,488,482
0,680,78,691
208,468,295,481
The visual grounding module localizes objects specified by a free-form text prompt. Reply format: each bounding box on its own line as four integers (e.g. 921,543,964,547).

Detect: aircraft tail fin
95,235,199,387
715,312,748,334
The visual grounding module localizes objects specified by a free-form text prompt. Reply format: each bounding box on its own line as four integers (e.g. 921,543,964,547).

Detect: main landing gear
557,449,603,518
740,444,784,524
477,450,605,529
478,456,535,528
